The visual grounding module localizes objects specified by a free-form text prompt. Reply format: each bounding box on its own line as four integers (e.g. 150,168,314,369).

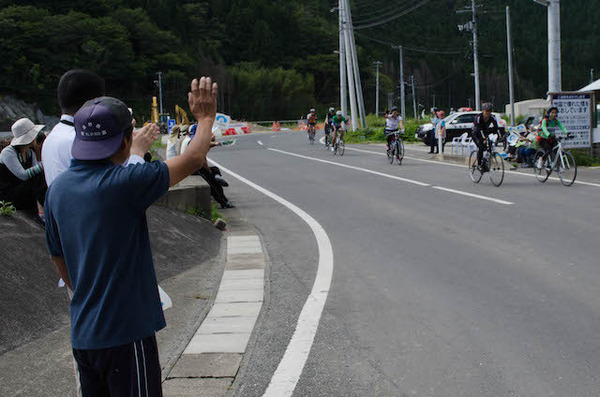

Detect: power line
356,33,466,54
354,0,431,30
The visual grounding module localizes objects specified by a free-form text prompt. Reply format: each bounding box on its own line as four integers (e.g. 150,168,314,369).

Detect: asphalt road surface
209,130,600,397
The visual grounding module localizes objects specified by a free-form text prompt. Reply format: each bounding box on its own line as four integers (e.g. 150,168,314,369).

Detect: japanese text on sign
551,94,591,149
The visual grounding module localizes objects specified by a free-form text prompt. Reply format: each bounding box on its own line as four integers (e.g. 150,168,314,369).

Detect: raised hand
188,77,217,123
130,123,159,157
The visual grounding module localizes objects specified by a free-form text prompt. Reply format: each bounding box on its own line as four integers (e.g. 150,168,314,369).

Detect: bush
571,149,600,167
0,201,16,216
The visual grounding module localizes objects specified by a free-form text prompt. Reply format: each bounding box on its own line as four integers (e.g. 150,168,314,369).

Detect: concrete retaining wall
156,175,212,219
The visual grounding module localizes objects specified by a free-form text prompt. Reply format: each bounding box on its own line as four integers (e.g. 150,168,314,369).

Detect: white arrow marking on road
257,140,263,146
208,158,334,397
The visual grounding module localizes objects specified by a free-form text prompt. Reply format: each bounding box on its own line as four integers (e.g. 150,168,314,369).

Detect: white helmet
310,108,316,113
336,110,342,116
329,107,335,112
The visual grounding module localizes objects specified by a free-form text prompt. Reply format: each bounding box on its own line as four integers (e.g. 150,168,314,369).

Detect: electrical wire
353,0,431,30
356,33,467,54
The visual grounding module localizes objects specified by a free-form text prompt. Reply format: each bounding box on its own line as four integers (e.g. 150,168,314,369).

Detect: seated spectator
517,130,539,168
0,118,47,220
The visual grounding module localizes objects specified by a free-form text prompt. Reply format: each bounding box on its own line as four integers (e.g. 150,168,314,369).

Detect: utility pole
506,6,515,126
344,0,367,127
341,0,358,131
338,3,347,117
533,0,561,93
471,0,481,111
591,68,594,84
393,45,406,121
373,61,383,116
411,75,417,120
156,72,164,115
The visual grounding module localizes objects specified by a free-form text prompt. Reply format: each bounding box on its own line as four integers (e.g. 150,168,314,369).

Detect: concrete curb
162,213,267,397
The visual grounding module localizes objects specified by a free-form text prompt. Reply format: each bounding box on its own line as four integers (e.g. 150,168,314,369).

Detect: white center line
208,158,334,397
267,148,430,187
432,186,514,205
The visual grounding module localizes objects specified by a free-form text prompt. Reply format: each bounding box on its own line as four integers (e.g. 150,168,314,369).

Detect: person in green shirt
331,110,347,151
539,107,567,160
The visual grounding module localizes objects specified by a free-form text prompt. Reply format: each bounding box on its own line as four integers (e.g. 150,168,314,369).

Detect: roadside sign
213,113,231,133
167,118,175,133
551,92,593,149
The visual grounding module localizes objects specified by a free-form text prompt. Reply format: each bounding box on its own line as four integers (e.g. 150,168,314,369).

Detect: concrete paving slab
225,256,265,270
168,353,242,378
162,378,232,397
221,269,264,280
215,289,263,303
209,302,262,317
218,279,264,291
226,253,265,265
184,333,252,354
227,245,263,255
196,316,258,334
228,235,260,243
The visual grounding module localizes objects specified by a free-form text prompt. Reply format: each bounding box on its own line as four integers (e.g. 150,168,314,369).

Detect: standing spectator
43,70,106,187
44,77,216,396
429,108,439,154
0,118,46,220
434,110,446,154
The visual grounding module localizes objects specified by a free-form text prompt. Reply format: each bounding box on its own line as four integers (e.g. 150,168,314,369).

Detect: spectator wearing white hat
0,118,46,219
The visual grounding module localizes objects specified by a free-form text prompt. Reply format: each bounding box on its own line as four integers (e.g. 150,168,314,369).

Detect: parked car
415,111,507,146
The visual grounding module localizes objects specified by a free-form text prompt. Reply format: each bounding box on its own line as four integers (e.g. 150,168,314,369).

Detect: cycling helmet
482,102,494,111
546,107,558,116
310,108,316,113
336,110,342,116
390,106,398,112
329,107,335,112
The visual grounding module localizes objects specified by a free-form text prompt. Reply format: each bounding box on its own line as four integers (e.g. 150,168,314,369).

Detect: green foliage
344,114,428,144
186,202,225,222
0,201,16,216
185,205,206,218
571,150,600,167
210,202,223,223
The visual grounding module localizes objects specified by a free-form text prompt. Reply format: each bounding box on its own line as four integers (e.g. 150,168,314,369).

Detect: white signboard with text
551,93,592,149
213,113,231,133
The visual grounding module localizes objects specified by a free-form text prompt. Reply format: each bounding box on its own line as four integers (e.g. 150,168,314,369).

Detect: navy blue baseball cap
72,96,133,160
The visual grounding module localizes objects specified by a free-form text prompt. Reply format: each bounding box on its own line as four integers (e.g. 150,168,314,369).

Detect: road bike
467,136,505,186
386,130,404,165
324,123,332,149
532,134,577,186
332,126,345,156
307,124,316,144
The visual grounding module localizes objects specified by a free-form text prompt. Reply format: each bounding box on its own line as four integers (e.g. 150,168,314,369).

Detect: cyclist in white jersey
384,107,404,149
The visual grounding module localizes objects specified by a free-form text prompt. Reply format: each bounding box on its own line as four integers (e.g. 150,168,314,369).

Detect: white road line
267,148,430,187
257,140,263,146
208,159,334,397
432,186,514,205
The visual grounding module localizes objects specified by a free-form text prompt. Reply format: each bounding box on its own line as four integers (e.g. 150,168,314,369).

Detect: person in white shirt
43,70,149,187
384,106,404,149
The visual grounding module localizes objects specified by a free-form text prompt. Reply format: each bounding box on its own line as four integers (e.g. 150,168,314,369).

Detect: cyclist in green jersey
330,111,347,151
539,107,568,161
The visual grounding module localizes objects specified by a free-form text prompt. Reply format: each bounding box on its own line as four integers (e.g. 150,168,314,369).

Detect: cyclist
384,106,405,151
324,107,335,145
331,110,347,151
471,102,499,172
306,108,317,141
539,106,567,162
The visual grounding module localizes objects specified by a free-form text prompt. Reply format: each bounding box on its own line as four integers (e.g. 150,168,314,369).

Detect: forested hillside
0,0,598,121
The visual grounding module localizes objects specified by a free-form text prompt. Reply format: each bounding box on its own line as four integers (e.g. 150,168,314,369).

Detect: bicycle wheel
467,151,482,183
557,150,577,186
388,141,395,164
338,137,345,156
488,152,505,187
533,150,550,183
396,138,404,165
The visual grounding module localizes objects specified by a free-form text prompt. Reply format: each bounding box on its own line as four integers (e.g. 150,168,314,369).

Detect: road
208,131,600,397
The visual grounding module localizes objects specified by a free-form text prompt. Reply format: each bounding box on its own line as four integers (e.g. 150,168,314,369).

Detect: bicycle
386,130,404,165
532,134,577,186
467,136,505,186
332,126,345,156
324,123,332,149
307,124,316,144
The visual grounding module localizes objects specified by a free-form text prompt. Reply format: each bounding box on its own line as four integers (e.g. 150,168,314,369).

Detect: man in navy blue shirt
45,77,217,396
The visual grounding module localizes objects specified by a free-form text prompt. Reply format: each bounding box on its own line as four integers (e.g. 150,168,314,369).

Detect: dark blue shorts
73,334,162,397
